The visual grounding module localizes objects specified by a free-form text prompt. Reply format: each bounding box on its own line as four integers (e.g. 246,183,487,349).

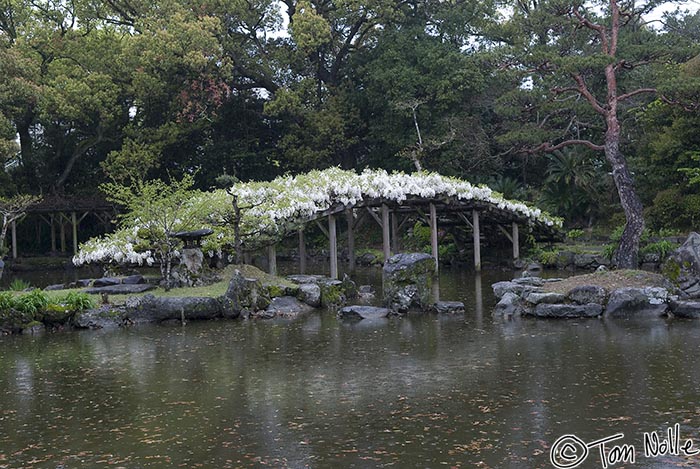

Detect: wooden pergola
262,196,561,278
7,195,115,259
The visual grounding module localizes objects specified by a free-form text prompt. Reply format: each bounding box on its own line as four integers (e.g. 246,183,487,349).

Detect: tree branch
572,7,609,54
572,74,606,115
617,88,657,102
532,139,605,153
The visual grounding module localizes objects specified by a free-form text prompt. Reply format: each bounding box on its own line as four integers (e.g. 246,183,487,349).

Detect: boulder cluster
492,277,684,319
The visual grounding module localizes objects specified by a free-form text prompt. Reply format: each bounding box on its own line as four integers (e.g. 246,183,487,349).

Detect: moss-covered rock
221,270,271,317
40,304,75,324
382,253,435,312
318,279,345,307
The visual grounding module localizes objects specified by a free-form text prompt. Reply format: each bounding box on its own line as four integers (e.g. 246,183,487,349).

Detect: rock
92,277,121,287
594,256,611,267
0,258,4,280
669,300,700,319
44,284,66,291
526,262,543,274
642,252,661,264
318,278,347,307
683,282,700,298
121,274,145,285
513,277,545,287
265,296,315,319
74,308,124,329
84,284,155,295
664,233,700,297
21,322,45,335
338,305,391,320
221,270,270,317
530,303,603,318
574,253,597,269
567,285,608,305
340,274,358,301
127,295,223,323
297,283,321,308
493,292,526,316
180,248,205,274
523,291,567,305
492,281,533,299
381,253,433,312
263,279,299,298
357,285,376,303
556,251,575,269
41,304,75,324
67,279,92,289
431,301,465,314
604,287,669,318
357,252,379,265
287,274,324,284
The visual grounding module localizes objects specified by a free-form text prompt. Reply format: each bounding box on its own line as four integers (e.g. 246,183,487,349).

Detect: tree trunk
17,117,33,169
0,214,8,255
604,120,644,269
165,255,173,292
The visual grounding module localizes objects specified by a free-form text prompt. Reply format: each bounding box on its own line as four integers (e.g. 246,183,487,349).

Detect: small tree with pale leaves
0,195,41,257
101,175,200,291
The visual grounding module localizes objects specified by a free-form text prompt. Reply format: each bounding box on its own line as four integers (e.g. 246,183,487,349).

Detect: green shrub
640,240,678,260
0,290,48,329
13,290,49,316
567,229,585,241
655,227,682,238
56,292,95,312
8,279,31,291
602,243,616,260
646,188,686,230
0,291,14,312
538,250,559,266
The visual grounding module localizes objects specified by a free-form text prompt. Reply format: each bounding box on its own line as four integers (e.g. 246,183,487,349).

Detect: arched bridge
232,168,562,278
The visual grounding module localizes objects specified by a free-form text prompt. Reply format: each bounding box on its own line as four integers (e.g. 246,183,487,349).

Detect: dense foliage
1,0,699,247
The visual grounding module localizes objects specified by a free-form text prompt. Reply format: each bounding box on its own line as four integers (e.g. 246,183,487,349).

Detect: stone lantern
171,228,214,275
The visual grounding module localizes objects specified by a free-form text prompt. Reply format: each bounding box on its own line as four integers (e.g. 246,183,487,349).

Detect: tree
498,0,698,267
0,194,40,257
101,175,201,290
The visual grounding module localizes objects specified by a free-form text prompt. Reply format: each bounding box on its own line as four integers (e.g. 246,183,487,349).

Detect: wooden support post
60,217,66,253
512,222,520,260
268,244,277,276
381,204,391,263
329,214,338,279
473,209,481,272
391,212,400,254
72,211,78,255
429,203,439,273
11,220,17,259
50,214,56,252
298,229,307,274
474,273,483,327
346,210,355,272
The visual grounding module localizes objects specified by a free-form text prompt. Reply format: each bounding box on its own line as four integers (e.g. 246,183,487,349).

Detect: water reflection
0,268,699,468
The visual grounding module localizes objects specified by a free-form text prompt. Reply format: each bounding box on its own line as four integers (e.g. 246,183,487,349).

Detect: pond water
1,266,700,468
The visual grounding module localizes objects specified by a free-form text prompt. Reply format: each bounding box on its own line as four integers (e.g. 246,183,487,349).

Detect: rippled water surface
1,267,700,468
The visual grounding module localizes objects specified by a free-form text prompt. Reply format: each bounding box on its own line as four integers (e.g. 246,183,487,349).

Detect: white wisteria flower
74,168,562,266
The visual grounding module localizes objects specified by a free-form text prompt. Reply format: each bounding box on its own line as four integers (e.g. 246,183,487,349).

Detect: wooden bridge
262,195,560,278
